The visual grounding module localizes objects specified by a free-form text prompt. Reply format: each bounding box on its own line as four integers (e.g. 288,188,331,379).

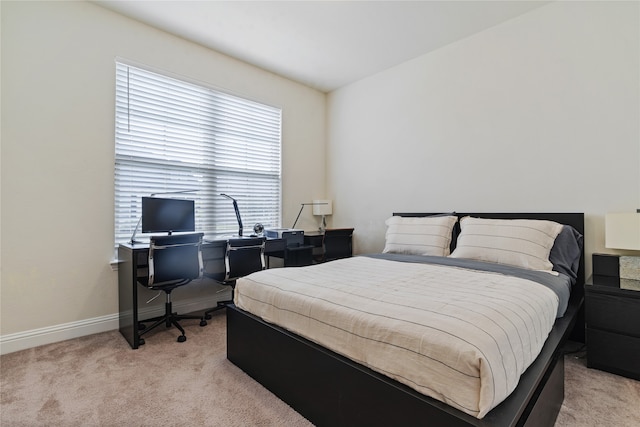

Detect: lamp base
319,215,327,233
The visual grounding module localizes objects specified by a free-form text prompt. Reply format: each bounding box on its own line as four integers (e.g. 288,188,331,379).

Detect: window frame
114,61,282,245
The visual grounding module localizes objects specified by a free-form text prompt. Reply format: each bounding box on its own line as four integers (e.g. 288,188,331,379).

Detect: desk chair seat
203,237,265,320
138,233,206,344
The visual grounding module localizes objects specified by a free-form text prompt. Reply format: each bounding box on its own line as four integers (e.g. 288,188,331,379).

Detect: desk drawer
585,293,640,337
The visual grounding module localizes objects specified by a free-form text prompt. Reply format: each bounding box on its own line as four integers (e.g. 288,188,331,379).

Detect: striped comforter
233,256,559,418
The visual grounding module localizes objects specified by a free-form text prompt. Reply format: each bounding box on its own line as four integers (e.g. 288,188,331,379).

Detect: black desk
117,237,285,349
303,232,325,262
304,230,354,262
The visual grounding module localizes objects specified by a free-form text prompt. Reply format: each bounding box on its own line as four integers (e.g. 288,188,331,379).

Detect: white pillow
449,216,563,271
383,215,458,256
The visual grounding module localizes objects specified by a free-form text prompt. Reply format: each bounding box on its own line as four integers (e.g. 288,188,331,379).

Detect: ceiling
93,1,549,92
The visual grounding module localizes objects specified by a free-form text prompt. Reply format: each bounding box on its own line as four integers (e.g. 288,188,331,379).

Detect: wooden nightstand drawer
586,328,640,380
585,270,640,380
585,293,640,337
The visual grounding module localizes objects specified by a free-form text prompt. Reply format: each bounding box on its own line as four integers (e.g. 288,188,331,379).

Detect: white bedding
233,256,559,418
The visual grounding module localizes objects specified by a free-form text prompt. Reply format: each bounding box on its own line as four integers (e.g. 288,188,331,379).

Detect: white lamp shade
605,212,640,250
312,200,332,216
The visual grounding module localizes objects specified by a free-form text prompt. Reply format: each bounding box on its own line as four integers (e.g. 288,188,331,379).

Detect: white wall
327,1,639,268
1,1,326,339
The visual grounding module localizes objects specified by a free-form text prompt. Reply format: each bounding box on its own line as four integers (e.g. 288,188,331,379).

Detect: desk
303,232,325,261
262,231,314,267
304,232,324,247
118,237,285,349
304,229,354,262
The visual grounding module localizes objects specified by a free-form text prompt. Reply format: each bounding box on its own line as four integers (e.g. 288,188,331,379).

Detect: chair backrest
147,233,204,287
225,237,266,281
323,228,354,261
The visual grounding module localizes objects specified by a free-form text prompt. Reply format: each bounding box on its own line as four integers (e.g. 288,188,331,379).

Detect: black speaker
592,253,620,286
593,253,620,277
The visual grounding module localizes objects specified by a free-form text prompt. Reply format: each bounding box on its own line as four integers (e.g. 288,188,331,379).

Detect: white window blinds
114,62,282,244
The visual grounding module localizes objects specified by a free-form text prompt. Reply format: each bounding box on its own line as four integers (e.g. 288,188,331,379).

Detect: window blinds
114,62,282,244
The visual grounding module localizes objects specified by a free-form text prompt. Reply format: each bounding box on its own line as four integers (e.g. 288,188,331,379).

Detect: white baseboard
0,295,223,355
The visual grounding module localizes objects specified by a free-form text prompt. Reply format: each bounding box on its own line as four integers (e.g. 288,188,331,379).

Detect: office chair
137,233,205,344
203,237,266,320
321,228,354,262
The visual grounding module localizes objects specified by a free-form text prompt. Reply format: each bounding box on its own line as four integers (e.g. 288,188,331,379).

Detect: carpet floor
1,311,639,426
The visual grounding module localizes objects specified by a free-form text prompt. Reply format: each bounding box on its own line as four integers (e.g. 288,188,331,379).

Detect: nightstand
585,274,640,380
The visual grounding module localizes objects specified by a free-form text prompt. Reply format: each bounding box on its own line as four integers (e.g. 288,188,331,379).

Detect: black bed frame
227,213,585,427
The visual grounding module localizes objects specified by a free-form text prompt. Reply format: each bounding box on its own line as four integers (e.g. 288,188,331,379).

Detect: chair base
138,300,206,344
203,300,232,320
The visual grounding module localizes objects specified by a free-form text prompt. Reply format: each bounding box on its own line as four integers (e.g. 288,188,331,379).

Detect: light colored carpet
557,346,640,426
1,312,638,426
1,313,311,427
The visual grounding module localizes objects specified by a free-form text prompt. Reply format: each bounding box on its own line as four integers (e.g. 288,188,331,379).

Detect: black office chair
321,228,354,262
203,237,266,320
138,233,205,344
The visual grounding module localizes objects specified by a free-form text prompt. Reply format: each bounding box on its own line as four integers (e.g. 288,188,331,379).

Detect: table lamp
605,210,640,280
312,200,332,232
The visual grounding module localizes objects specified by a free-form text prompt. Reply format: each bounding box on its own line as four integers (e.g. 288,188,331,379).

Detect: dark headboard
392,212,586,286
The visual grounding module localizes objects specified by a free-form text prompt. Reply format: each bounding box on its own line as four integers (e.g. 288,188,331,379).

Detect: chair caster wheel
200,319,207,327
204,314,212,320
177,335,186,343
139,338,145,345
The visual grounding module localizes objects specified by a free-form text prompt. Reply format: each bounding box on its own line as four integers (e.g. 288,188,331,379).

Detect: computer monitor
141,197,195,234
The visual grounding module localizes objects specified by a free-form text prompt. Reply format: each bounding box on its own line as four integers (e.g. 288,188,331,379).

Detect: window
114,62,282,244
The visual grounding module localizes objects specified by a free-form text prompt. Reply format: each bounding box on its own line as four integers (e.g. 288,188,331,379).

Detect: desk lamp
221,193,243,237
605,210,640,280
292,201,330,229
313,200,332,232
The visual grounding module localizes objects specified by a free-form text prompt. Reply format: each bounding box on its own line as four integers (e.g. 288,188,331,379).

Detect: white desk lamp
605,210,640,280
312,200,332,232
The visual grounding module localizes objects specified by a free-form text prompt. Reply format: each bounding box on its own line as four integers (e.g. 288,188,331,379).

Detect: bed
226,213,585,426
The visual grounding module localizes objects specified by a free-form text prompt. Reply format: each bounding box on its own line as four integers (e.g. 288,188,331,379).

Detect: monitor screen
141,197,195,234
